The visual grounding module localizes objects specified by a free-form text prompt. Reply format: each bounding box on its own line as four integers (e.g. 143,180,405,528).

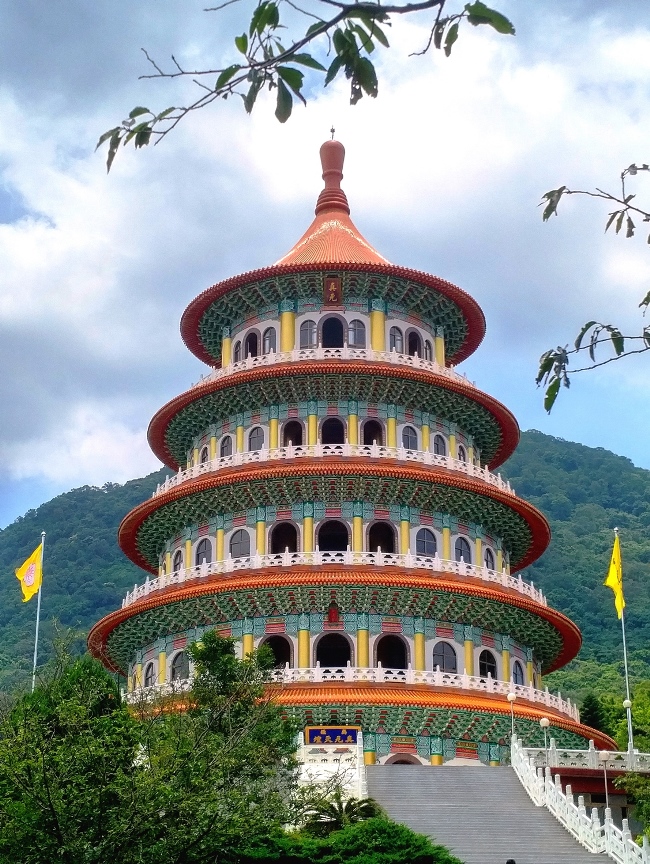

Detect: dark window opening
321,417,345,445
318,520,349,552
368,522,395,554
455,537,472,563
322,317,344,348
244,331,259,358
144,663,155,687
171,651,189,681
270,522,298,554
479,649,497,678
512,661,525,686
407,331,422,357
376,634,408,669
433,435,446,456
230,529,250,558
402,425,417,450
316,633,351,667
432,641,457,672
416,528,436,557
363,419,383,446
283,420,303,447
484,548,495,570
220,435,233,457
262,635,291,668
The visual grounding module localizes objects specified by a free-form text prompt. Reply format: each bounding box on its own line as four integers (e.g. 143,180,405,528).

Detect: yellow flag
604,534,625,619
15,544,43,603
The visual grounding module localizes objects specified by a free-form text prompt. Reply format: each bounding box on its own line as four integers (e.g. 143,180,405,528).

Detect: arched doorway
283,420,303,447
316,633,351,667
270,522,298,554
317,520,349,551
368,522,395,553
244,331,259,358
321,417,345,444
376,634,408,669
363,419,383,446
262,635,292,668
407,331,422,357
322,317,344,348
385,754,421,765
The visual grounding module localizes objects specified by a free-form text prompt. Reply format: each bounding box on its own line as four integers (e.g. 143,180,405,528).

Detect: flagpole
31,531,45,693
621,607,634,751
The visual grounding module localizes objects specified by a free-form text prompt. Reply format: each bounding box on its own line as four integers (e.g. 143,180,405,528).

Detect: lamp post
540,717,550,766
599,750,610,811
507,691,516,740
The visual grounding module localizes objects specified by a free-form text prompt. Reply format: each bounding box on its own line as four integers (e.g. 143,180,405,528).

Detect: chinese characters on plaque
305,726,360,744
324,275,342,306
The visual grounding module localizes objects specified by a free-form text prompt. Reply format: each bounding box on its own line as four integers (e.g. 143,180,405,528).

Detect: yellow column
221,334,232,367
193,447,199,466
127,669,134,693
502,649,510,682
370,307,386,351
464,640,474,675
242,633,254,657
307,413,318,445
364,751,377,765
421,423,430,452
269,417,279,449
236,423,245,452
442,527,451,560
209,435,217,460
357,629,369,667
448,433,457,459
468,444,475,464
414,633,425,671
280,310,295,352
158,651,167,684
256,519,266,555
475,537,482,567
352,516,363,552
496,549,503,572
430,754,444,766
185,538,192,569
165,551,171,574
303,516,314,552
400,520,410,555
348,412,358,445
387,417,397,448
298,629,310,667
135,662,143,688
216,528,224,561
434,331,445,365
489,759,501,767
527,660,534,686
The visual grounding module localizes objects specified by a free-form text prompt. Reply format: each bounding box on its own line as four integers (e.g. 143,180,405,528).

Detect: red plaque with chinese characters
323,275,342,306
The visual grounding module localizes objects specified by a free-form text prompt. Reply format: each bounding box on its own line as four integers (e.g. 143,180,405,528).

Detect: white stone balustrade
154,444,515,498
127,667,578,721
123,550,546,608
512,736,650,864
521,738,650,773
189,347,476,390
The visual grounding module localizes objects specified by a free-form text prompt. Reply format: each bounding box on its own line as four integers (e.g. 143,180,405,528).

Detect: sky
1,0,649,528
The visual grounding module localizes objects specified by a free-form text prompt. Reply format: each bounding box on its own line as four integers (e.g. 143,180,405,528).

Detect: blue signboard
305,726,360,745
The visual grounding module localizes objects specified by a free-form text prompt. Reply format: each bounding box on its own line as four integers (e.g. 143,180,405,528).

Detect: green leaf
96,127,120,150
275,78,293,122
544,378,561,413
235,33,248,54
536,350,555,385
465,2,515,34
608,327,624,356
626,215,635,238
242,77,262,114
128,106,150,120
154,107,175,122
638,290,650,310
324,55,343,86
354,57,378,98
124,121,150,145
540,186,566,221
444,22,459,56
350,13,390,47
134,126,152,149
305,20,325,37
574,321,597,350
249,2,267,37
292,53,326,71
277,66,304,93
216,65,242,89
352,24,375,53
105,131,122,174
615,211,625,234
605,210,620,233
433,22,445,50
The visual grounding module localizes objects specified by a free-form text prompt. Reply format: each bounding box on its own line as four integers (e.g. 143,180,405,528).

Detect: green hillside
1,430,649,698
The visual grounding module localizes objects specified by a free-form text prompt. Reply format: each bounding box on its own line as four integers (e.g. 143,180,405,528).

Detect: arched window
407,331,422,357
416,528,436,557
262,635,292,668
402,425,418,450
200,446,209,464
479,649,497,679
233,340,242,363
512,660,525,686
282,420,303,447
316,633,351,667
171,651,190,682
300,319,317,349
229,529,250,558
454,537,472,564
322,317,344,348
389,326,403,353
144,662,155,687
244,331,259,358
433,434,446,456
363,419,383,446
368,522,395,554
195,538,212,566
321,417,345,445
172,550,183,572
317,520,349,552
262,327,276,354
424,340,433,361
376,634,408,669
457,444,467,462
432,641,457,672
249,427,264,451
348,319,366,348
220,435,233,457
270,522,298,554
484,547,495,570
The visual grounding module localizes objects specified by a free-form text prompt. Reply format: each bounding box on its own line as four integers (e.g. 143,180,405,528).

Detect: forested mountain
1,430,649,697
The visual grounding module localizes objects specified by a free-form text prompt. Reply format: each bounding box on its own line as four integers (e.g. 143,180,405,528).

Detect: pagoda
89,139,615,765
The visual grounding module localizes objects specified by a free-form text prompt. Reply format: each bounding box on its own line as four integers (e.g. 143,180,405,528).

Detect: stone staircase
366,765,602,864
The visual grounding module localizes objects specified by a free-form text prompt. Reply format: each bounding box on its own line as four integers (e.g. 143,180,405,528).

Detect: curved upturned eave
87,568,580,676
180,262,486,367
147,361,519,471
118,460,550,574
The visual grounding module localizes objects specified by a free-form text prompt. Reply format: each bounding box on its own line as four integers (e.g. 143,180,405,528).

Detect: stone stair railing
154,444,514,499
512,736,650,864
522,738,650,772
190,347,476,391
123,550,546,607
